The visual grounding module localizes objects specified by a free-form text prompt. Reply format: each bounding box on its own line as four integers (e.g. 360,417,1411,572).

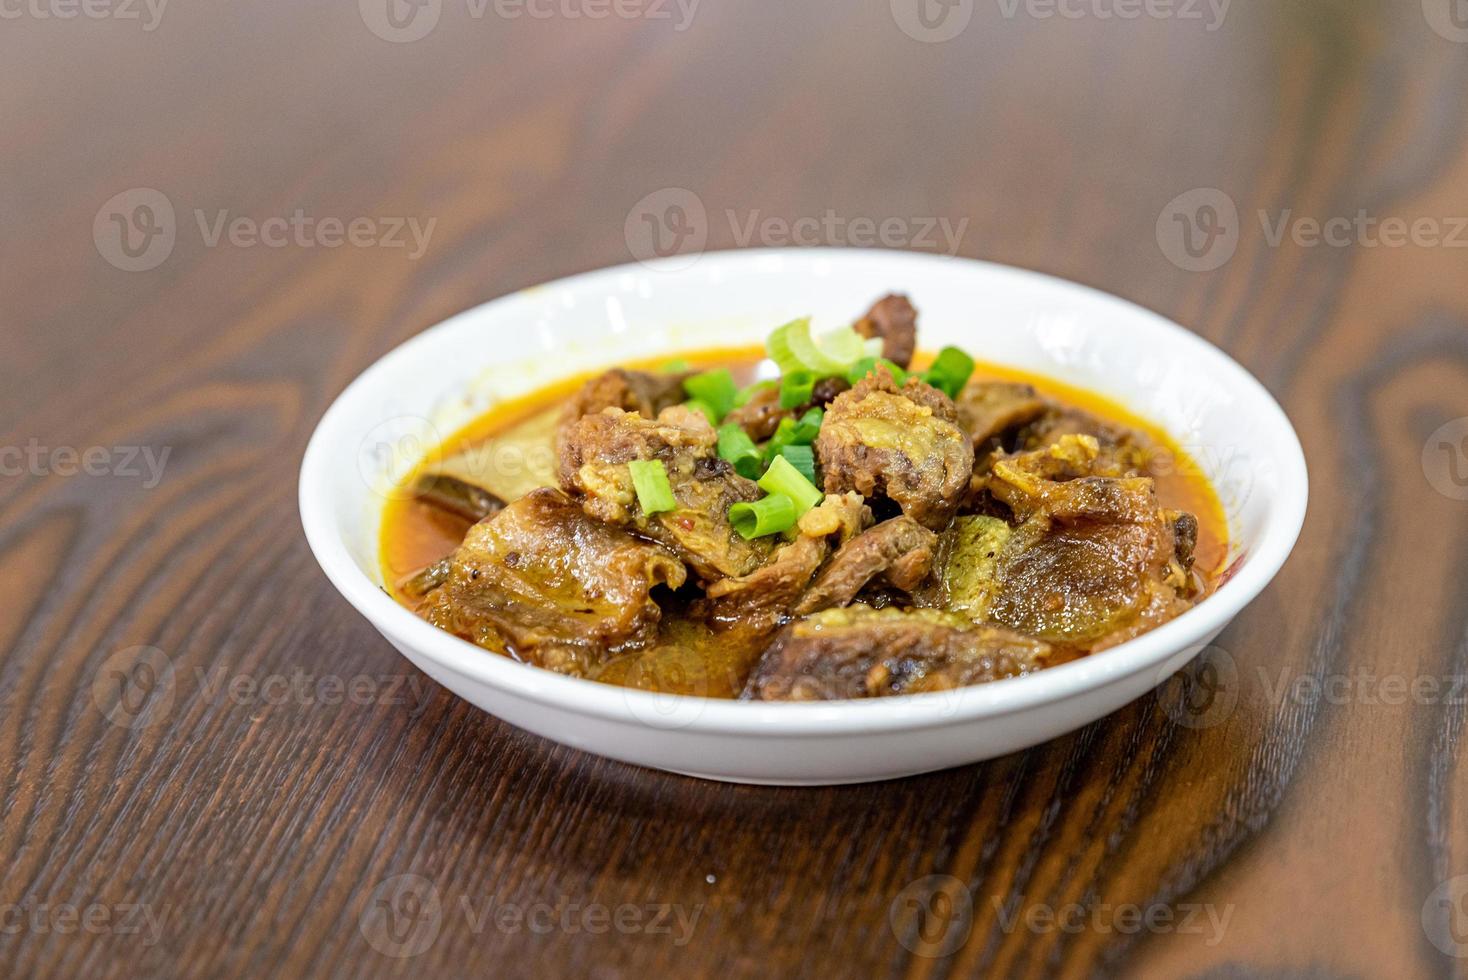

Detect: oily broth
381,349,1231,679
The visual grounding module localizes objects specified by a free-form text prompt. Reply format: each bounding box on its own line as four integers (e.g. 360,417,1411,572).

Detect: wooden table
4,2,1468,976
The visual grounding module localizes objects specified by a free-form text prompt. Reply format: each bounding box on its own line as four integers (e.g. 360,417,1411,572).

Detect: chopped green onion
792,407,824,442
733,379,776,407
763,417,797,466
762,408,824,468
758,455,824,514
779,369,817,409
846,356,907,386
683,368,737,421
921,346,976,399
683,399,718,425
777,444,816,484
628,459,676,514
659,358,692,373
817,325,869,366
717,423,763,479
766,318,869,375
730,494,797,539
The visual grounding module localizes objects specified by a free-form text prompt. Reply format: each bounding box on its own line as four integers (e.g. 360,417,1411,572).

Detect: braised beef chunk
400,557,452,599
724,376,850,442
815,367,974,530
956,381,1048,448
970,435,1196,649
558,405,774,581
1171,511,1199,570
793,516,937,615
853,294,918,369
989,434,1156,523
422,488,686,675
561,367,689,425
1017,405,1154,473
413,473,506,523
555,368,689,466
743,606,1050,700
704,493,870,628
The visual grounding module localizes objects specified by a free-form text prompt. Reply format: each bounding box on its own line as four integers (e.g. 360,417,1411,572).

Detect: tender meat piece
413,473,505,523
956,382,1049,447
793,516,937,615
815,367,975,530
704,493,870,629
723,376,850,442
853,294,917,369
399,557,452,599
975,435,1199,649
558,405,773,581
1170,511,1198,570
743,605,1050,701
933,515,1012,621
422,488,686,676
560,367,689,425
987,517,1186,648
555,367,689,463
989,435,1157,523
1017,405,1154,473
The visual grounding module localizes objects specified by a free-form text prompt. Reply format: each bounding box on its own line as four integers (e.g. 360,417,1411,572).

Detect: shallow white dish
299,248,1307,785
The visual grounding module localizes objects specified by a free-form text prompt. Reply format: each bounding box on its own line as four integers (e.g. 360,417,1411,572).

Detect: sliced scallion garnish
730,494,797,539
628,459,676,514
921,346,976,399
717,423,763,479
757,455,824,514
683,368,737,421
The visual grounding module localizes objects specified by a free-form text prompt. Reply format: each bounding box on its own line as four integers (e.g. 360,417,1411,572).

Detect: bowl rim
299,247,1308,736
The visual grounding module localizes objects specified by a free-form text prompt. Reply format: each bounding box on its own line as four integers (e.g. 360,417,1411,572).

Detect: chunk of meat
723,376,850,442
1017,405,1155,473
743,605,1050,701
560,367,690,425
555,367,689,464
422,487,686,675
558,405,773,581
934,515,1012,621
815,367,974,530
989,434,1156,523
793,516,937,615
704,493,870,628
975,435,1198,649
987,517,1185,648
956,381,1048,447
853,294,917,369
1170,510,1199,570
413,473,505,523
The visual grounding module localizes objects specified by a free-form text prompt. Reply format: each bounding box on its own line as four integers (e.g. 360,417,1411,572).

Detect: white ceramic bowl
300,248,1307,785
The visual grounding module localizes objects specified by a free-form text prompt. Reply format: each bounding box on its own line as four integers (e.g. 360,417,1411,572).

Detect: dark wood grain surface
4,1,1468,976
